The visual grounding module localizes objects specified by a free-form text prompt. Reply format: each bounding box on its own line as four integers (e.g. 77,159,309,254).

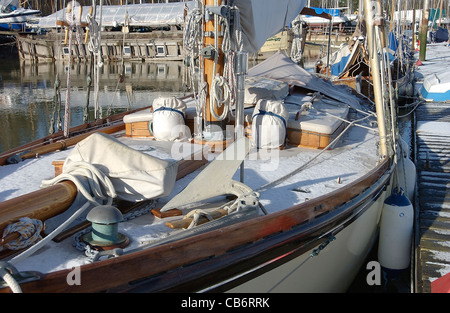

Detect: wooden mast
203,0,224,126
419,0,429,62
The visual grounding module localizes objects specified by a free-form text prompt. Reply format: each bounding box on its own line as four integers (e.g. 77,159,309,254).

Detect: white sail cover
38,1,195,29
60,133,178,202
248,50,361,110
235,0,307,53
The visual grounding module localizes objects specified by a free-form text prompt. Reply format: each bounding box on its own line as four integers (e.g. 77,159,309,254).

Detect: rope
184,209,214,229
290,15,303,63
183,8,202,53
252,110,287,130
41,161,116,206
153,106,186,123
0,263,22,293
6,161,117,265
9,202,91,266
209,75,231,121
2,217,43,251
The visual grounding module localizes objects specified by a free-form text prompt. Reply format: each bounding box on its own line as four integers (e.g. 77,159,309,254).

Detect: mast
201,0,227,144
419,0,429,62
363,0,389,156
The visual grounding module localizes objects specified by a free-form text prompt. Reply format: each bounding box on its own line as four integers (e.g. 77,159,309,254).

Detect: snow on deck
0,116,381,274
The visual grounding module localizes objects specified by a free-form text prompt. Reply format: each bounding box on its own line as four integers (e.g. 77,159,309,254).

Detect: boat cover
37,1,196,28
251,99,288,148
61,133,178,202
152,96,188,141
248,50,361,110
0,0,18,12
244,76,289,104
420,70,450,102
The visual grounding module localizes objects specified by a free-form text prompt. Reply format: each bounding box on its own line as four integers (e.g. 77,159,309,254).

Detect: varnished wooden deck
414,102,450,293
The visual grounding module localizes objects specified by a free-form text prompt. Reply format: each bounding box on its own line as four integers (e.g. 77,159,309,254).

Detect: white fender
378,187,414,270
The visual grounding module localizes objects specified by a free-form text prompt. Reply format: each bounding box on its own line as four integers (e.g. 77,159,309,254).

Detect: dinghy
420,70,450,102
0,0,413,293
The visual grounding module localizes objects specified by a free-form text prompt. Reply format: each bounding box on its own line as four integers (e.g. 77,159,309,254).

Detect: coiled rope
209,75,231,121
2,161,117,278
2,217,43,251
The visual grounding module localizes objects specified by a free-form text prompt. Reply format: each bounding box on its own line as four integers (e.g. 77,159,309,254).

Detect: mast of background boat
363,0,388,156
63,0,77,138
418,0,429,62
412,0,416,52
94,0,103,120
326,14,332,76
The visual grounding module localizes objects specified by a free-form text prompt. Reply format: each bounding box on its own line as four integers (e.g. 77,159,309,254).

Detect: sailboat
0,0,40,31
316,3,415,104
0,0,414,293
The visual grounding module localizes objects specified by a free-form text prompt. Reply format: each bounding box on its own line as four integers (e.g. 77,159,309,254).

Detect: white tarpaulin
235,0,307,53
38,1,195,29
248,50,361,110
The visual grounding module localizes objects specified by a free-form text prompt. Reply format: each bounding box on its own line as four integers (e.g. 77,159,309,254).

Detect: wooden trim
1,157,391,293
0,181,78,235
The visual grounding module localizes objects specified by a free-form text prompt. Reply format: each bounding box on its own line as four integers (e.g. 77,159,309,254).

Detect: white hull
227,178,393,292
0,9,39,24
300,16,348,27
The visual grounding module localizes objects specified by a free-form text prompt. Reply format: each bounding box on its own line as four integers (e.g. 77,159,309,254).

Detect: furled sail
234,0,307,53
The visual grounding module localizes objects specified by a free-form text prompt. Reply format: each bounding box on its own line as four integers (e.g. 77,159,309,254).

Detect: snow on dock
414,55,450,292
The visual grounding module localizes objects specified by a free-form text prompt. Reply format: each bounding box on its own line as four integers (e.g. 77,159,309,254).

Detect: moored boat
0,0,414,293
0,0,40,31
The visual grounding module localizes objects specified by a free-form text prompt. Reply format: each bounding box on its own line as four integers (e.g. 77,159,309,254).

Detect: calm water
0,58,188,153
0,46,325,154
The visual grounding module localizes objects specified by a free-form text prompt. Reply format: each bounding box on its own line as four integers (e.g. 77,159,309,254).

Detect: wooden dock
414,102,450,293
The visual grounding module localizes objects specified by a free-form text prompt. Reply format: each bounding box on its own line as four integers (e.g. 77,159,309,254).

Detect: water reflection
0,46,322,154
0,61,187,153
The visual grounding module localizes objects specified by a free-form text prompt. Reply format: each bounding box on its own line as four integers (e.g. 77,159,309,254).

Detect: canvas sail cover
234,0,307,53
247,50,361,110
59,133,178,203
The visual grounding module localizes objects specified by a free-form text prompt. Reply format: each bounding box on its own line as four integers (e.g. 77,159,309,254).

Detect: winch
82,205,130,250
